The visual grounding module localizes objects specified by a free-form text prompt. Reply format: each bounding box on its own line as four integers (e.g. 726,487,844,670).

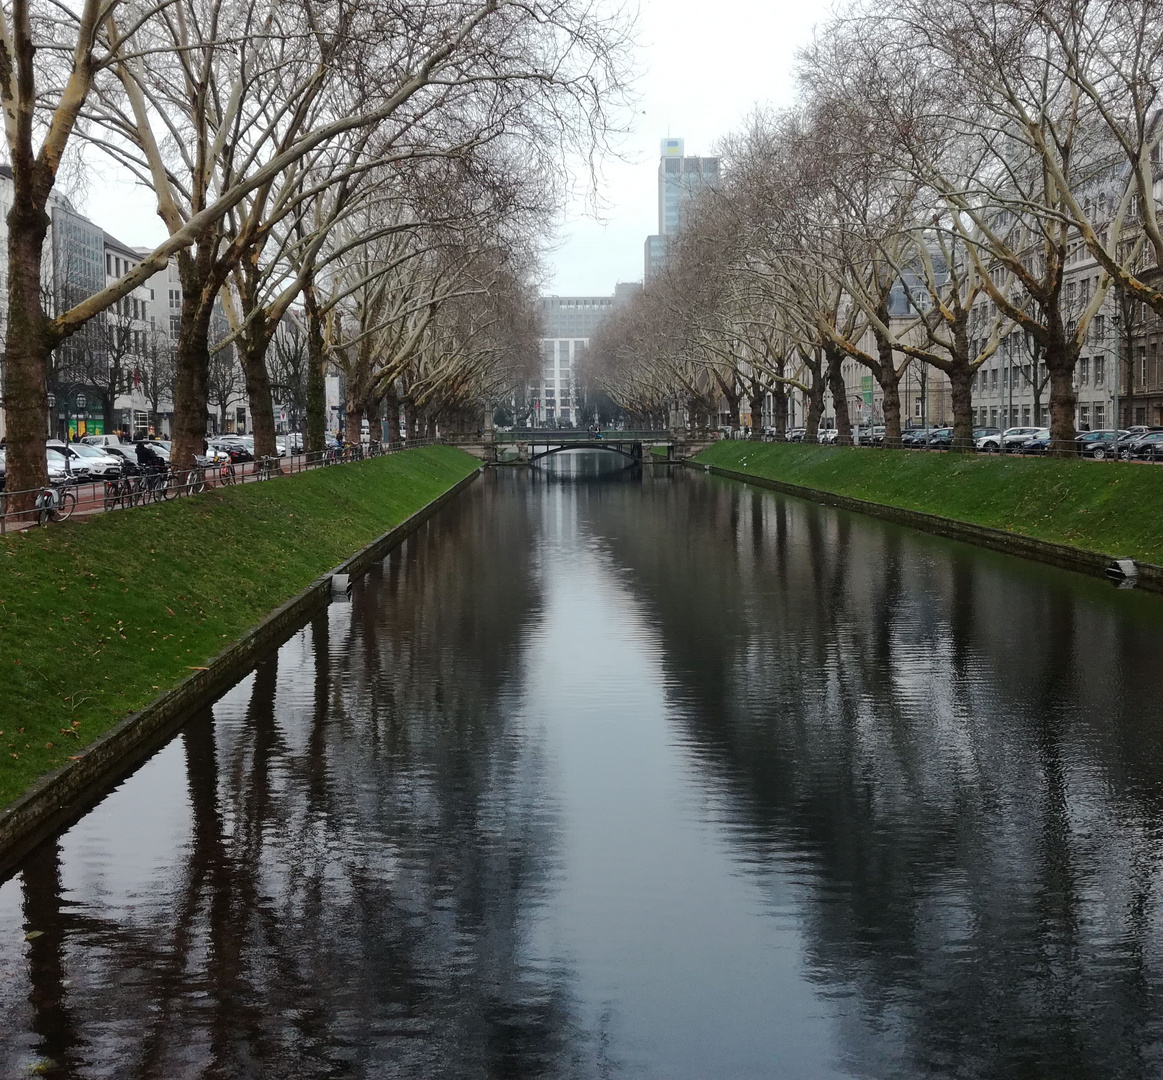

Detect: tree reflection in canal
4,456,1163,1078
589,467,1163,1079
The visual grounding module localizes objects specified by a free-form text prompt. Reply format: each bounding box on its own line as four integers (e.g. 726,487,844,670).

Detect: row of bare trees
0,0,632,506
587,0,1163,451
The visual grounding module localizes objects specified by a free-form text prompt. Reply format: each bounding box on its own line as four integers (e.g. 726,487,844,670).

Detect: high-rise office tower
644,138,720,280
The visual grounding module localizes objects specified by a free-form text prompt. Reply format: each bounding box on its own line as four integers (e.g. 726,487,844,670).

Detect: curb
691,462,1163,593
0,466,482,879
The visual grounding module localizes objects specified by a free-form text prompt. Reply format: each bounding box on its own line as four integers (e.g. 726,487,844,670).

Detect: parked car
1019,428,1053,454
47,441,95,479
975,426,1039,452
44,447,72,481
922,427,954,449
785,427,806,442
209,439,254,464
1126,430,1163,460
817,427,839,444
66,442,123,478
80,434,128,449
1076,429,1127,458
103,445,142,474
901,426,937,447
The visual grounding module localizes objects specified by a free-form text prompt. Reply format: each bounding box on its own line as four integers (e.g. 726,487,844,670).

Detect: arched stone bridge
451,429,716,465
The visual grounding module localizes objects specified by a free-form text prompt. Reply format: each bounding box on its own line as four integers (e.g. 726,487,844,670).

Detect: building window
1094,355,1105,386
991,368,998,390
1080,405,1089,428
1095,404,1105,428
1022,405,1031,425
1080,357,1089,384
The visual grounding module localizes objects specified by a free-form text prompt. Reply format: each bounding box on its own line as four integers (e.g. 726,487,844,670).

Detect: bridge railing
495,429,670,444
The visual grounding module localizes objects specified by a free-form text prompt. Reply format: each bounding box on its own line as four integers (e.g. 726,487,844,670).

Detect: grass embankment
0,446,478,807
697,440,1163,565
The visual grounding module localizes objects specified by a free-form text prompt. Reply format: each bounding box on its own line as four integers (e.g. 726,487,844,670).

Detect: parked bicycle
36,483,76,525
103,475,135,511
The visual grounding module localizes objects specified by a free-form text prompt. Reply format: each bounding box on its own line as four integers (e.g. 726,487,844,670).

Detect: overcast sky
543,0,823,296
78,1,823,298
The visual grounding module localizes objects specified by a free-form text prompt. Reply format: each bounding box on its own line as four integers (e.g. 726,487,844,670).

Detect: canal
4,453,1163,1078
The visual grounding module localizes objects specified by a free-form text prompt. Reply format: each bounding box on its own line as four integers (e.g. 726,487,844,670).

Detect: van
80,434,127,448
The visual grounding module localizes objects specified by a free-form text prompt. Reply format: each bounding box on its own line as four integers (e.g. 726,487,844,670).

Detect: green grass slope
697,440,1163,565
0,446,478,807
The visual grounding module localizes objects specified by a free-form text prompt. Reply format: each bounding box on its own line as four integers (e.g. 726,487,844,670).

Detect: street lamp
1112,307,1121,443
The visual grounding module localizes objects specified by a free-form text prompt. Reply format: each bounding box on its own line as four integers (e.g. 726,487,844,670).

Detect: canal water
4,453,1163,1078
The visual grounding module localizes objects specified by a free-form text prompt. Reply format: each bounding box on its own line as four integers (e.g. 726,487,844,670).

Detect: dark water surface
5,453,1163,1078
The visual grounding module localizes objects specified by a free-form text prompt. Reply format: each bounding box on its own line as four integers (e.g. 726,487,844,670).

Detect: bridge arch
528,442,642,464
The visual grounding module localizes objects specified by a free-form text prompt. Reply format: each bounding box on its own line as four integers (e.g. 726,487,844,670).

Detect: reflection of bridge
454,429,716,464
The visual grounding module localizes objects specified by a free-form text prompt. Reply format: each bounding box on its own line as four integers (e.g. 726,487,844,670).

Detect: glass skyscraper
645,138,720,280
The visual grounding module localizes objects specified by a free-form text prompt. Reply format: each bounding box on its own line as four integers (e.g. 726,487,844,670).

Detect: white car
67,442,123,478
80,434,128,449
44,447,72,481
976,426,1042,452
47,441,95,479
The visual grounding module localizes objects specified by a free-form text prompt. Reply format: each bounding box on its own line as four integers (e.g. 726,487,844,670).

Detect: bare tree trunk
343,393,364,444
873,334,903,447
367,397,383,442
748,382,765,439
1045,332,1079,454
826,346,852,446
303,281,327,453
3,198,54,508
403,397,416,439
170,290,215,467
771,388,787,438
806,379,826,441
949,365,974,451
240,318,279,464
384,385,400,445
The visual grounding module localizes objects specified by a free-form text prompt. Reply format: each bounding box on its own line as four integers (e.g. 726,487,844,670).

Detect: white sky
76,0,824,297
543,0,824,296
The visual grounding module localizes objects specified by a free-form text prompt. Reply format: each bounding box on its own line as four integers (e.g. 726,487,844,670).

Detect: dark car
1023,431,1052,454
1076,429,1126,458
1116,427,1163,459
1128,430,1163,461
209,440,254,464
924,427,954,449
901,426,936,448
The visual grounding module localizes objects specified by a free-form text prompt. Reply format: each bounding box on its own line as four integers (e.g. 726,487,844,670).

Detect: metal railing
495,429,673,443
0,437,444,534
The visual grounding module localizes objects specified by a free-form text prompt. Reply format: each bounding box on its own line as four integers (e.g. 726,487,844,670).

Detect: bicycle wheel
53,489,77,522
219,464,236,485
103,482,117,512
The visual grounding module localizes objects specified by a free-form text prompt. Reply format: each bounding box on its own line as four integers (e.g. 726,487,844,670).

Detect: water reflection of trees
4,476,597,1080
588,469,1163,1080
